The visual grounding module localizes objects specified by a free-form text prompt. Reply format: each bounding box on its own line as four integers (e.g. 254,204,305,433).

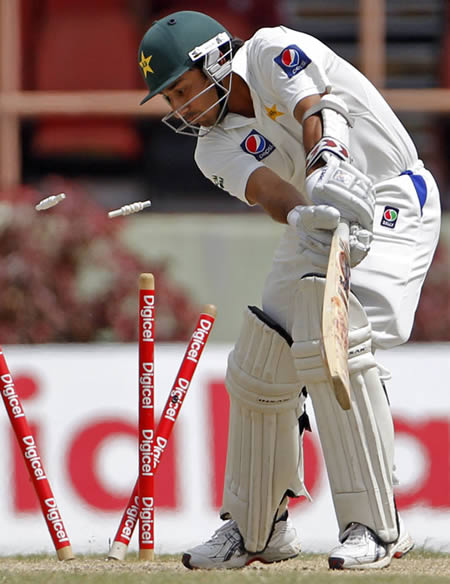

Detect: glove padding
349,222,372,267
287,205,339,268
305,156,375,231
287,205,372,269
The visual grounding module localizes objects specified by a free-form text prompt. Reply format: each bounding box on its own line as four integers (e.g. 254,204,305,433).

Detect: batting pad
221,306,308,553
291,276,398,543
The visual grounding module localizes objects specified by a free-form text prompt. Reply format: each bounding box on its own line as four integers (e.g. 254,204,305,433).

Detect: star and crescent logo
265,104,285,121
139,51,154,77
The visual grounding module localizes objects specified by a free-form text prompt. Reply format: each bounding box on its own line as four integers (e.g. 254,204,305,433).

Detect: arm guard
303,94,353,170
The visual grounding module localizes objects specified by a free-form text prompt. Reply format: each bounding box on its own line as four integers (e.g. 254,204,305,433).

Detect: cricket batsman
137,11,441,569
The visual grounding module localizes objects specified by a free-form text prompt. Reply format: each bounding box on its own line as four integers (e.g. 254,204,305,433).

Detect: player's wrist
305,159,326,177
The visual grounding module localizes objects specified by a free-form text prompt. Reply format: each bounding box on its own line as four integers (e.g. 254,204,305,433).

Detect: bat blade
321,220,352,410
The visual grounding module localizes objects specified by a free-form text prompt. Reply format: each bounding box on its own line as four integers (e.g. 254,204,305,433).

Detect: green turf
0,551,449,584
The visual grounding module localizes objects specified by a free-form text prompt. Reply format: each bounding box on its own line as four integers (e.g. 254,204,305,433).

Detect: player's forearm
294,93,326,175
260,188,307,224
245,167,309,224
302,115,323,159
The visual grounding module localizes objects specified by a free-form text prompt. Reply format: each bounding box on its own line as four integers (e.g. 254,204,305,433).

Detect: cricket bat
321,220,352,410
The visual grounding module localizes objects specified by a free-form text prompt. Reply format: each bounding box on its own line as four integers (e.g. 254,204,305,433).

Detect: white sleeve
194,131,262,205
251,28,331,116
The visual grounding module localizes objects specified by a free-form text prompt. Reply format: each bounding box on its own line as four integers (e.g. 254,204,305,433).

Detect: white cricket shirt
194,25,440,351
195,25,419,203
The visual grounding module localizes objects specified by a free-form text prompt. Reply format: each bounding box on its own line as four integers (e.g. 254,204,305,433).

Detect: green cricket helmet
138,11,234,136
138,11,232,104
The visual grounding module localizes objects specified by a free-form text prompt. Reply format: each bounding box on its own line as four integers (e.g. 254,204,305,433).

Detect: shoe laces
207,521,245,560
210,520,240,542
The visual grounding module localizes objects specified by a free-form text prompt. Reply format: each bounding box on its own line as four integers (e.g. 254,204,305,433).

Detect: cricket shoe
181,513,301,569
328,519,414,570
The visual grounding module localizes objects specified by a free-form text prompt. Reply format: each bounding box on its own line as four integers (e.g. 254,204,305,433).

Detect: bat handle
336,219,350,236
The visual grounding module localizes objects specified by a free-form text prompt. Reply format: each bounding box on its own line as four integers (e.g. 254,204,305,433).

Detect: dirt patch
0,553,449,576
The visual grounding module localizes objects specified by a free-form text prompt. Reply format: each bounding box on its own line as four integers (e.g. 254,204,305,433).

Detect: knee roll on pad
291,276,398,543
221,306,309,553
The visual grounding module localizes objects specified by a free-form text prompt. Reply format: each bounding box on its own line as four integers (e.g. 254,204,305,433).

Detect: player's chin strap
291,275,399,544
221,306,311,553
303,93,353,170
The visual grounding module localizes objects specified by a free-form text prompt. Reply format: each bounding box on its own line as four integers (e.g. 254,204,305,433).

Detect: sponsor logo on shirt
381,206,399,228
240,130,275,161
274,45,311,78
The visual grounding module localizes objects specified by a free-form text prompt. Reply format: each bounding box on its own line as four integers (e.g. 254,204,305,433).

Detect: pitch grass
0,550,449,584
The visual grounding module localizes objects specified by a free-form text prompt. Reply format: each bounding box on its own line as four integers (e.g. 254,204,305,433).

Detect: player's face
162,69,221,128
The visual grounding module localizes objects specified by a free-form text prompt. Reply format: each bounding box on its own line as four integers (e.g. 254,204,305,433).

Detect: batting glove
287,204,340,269
306,156,375,231
349,222,372,267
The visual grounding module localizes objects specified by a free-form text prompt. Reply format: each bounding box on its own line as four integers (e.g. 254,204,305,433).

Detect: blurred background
0,0,449,343
0,0,449,558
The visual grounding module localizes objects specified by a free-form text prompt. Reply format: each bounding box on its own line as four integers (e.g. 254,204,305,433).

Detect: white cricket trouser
262,161,441,350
